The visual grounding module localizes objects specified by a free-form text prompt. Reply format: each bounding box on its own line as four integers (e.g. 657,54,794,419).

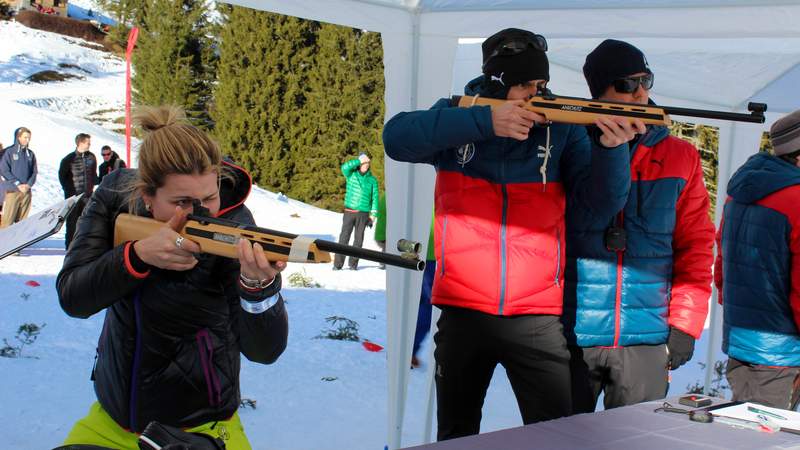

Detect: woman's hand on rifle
133,206,201,271
237,239,287,288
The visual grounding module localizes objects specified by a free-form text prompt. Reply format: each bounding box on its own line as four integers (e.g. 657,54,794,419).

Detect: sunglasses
101,152,111,156
484,34,548,67
613,73,654,94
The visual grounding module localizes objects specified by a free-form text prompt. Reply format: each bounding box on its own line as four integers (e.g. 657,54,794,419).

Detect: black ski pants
727,357,800,410
434,306,572,441
65,196,88,250
569,344,669,413
334,210,370,269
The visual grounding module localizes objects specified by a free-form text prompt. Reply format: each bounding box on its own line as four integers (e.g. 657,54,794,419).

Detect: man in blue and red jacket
715,109,800,409
383,28,642,440
563,40,715,412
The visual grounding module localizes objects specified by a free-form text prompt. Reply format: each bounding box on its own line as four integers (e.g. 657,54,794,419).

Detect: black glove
666,327,695,370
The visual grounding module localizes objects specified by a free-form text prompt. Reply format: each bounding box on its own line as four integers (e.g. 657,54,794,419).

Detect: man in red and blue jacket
715,109,800,409
383,28,643,440
563,40,714,412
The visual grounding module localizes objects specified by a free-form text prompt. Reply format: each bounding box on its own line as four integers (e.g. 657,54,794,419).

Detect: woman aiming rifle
56,105,288,449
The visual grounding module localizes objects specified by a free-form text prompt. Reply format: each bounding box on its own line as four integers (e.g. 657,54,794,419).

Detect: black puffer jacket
59,150,98,198
98,152,126,183
56,162,289,432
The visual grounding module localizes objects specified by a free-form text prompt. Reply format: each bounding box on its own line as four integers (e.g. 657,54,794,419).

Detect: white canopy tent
225,1,800,448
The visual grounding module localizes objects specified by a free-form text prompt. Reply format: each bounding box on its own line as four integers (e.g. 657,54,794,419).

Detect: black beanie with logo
481,28,549,99
583,39,652,99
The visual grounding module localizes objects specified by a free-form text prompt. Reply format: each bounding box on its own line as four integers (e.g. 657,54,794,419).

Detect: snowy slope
0,20,725,450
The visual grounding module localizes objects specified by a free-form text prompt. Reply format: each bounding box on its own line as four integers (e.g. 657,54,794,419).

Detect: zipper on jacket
555,228,561,286
129,291,144,431
613,211,624,347
636,171,643,217
91,320,110,382
498,184,509,315
196,329,222,407
439,216,447,277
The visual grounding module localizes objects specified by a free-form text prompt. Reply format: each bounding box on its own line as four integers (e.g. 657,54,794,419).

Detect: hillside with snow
0,19,725,450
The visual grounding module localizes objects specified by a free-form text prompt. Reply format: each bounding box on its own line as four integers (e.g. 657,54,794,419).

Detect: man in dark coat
97,145,126,183
59,133,99,248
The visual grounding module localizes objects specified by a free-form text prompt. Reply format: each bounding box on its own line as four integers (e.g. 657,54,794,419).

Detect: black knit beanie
481,28,549,99
583,39,652,99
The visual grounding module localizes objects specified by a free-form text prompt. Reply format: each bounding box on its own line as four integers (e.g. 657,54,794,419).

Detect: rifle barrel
663,106,765,124
314,239,425,271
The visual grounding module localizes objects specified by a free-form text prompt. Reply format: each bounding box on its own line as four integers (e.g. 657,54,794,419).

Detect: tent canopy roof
231,0,800,114
375,0,799,12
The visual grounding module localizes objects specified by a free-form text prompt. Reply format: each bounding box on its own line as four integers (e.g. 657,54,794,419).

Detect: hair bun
134,105,187,132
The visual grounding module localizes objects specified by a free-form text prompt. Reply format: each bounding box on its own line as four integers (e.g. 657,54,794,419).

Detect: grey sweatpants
569,344,670,413
727,357,800,410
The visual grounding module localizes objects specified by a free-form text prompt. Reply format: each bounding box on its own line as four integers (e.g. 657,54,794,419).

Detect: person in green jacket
374,191,387,269
334,153,379,270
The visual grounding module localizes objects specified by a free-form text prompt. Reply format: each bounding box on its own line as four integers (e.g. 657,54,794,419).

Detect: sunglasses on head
484,34,548,66
613,73,654,94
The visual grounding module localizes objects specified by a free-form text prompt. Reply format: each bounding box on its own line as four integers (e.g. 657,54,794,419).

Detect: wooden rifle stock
114,213,425,271
453,94,767,125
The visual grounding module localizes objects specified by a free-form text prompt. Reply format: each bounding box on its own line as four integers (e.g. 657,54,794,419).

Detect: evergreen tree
212,8,317,194
670,122,719,217
97,0,147,50
760,131,773,153
297,24,385,210
132,0,215,128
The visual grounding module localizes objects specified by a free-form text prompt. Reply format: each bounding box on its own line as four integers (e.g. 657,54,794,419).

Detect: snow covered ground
0,20,727,450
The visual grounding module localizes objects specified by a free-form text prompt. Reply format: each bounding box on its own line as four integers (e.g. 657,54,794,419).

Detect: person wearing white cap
715,109,800,409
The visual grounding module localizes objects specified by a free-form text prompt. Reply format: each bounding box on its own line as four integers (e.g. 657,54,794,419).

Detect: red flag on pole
125,27,140,167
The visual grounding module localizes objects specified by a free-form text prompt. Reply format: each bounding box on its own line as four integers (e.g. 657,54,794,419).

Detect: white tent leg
422,306,441,444
384,19,458,448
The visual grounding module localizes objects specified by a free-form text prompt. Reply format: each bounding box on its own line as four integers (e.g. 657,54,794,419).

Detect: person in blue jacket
1,127,37,228
563,40,715,413
383,28,644,441
715,109,800,409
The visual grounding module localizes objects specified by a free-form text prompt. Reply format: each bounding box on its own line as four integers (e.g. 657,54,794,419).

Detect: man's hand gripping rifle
453,91,767,125
114,200,425,271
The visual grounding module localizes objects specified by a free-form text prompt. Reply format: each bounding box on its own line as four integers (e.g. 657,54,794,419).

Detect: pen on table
748,405,787,420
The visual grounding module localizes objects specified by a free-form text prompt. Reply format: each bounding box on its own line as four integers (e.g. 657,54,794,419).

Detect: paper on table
712,402,800,431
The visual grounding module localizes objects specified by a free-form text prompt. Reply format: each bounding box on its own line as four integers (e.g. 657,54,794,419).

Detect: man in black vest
59,133,98,249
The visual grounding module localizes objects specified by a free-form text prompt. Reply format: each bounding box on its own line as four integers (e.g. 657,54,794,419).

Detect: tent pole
703,121,735,395
389,9,421,450
422,307,441,444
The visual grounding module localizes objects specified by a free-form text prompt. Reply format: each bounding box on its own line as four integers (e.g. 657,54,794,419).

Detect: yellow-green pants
63,402,252,450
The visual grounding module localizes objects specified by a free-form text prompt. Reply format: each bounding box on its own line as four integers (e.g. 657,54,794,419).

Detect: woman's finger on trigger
252,243,272,271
